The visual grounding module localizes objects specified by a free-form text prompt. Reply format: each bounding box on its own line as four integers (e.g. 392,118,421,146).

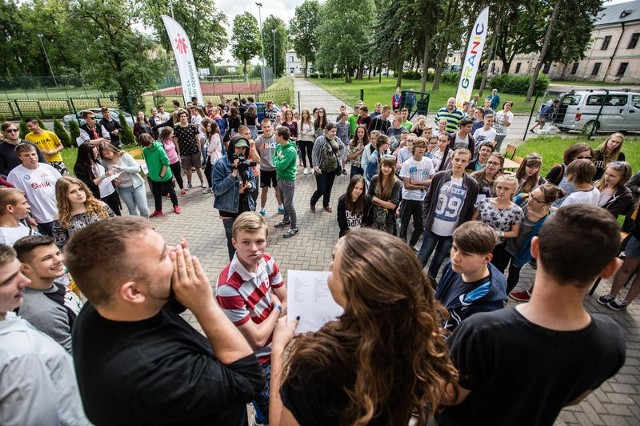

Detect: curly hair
284,228,457,426
55,176,110,229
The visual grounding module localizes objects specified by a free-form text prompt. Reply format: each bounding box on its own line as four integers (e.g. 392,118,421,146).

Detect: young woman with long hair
472,174,524,271
158,127,185,196
515,153,545,195
337,175,373,237
52,176,114,248
595,160,633,218
74,142,121,215
298,109,315,175
133,111,152,140
545,143,594,185
282,109,298,141
268,227,458,426
227,106,241,136
347,125,369,178
99,142,149,218
593,132,625,181
313,107,328,139
471,153,504,200
201,118,223,193
310,123,345,213
244,105,258,139
507,184,567,301
368,156,402,234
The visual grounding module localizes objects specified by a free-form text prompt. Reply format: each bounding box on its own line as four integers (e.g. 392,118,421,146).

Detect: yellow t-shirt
25,130,62,162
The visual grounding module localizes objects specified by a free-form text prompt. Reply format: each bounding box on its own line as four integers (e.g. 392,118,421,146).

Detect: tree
53,118,72,148
231,13,261,81
70,0,168,112
136,0,228,67
262,16,287,78
527,0,562,101
289,0,321,77
315,0,374,83
118,111,135,145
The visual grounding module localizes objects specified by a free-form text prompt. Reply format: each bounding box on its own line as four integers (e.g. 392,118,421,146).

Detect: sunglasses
576,155,592,159
87,116,96,120
6,128,19,133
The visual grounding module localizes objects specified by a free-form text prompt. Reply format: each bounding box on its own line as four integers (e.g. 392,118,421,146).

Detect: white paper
287,270,343,334
98,171,122,198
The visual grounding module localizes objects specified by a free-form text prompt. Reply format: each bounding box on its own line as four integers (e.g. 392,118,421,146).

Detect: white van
553,90,640,133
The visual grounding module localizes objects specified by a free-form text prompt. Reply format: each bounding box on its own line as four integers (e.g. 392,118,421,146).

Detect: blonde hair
231,211,268,239
0,188,25,214
494,174,518,200
55,177,110,229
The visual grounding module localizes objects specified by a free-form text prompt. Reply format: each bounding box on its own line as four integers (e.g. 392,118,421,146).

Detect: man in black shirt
439,205,626,426
67,217,264,426
99,107,122,147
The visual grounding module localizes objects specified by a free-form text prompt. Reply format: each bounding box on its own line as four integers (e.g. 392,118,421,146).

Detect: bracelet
274,304,283,313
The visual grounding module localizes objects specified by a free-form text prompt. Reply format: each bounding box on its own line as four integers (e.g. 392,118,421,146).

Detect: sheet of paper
98,171,122,198
287,270,343,334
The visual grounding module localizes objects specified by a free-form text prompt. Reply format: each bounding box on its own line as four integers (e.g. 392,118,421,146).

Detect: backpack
319,137,339,173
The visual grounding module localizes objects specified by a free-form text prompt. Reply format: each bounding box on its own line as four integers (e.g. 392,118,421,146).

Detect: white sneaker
303,168,308,175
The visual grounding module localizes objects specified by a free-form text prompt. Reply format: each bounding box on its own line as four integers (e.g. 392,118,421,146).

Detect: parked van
553,90,640,133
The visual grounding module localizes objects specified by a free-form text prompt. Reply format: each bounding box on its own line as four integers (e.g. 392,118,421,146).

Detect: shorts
181,153,202,169
259,169,278,188
625,235,640,259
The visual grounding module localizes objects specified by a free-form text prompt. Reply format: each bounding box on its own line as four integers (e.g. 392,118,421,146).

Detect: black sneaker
283,228,299,238
607,299,629,311
274,220,290,228
597,294,615,305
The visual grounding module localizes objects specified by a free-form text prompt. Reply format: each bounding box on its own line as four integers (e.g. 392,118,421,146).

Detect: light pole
255,2,266,89
37,34,58,88
272,29,276,76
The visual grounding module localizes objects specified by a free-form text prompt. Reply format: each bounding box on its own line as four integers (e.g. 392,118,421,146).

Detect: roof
596,0,640,26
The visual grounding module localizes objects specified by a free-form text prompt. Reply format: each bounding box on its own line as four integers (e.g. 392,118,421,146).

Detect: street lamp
272,29,276,76
37,34,58,88
255,2,266,89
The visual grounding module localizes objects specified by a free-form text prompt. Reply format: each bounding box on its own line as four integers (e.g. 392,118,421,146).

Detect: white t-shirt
431,176,466,237
494,111,514,135
0,224,34,246
453,133,471,150
473,127,497,148
7,164,61,223
560,187,600,207
400,157,434,201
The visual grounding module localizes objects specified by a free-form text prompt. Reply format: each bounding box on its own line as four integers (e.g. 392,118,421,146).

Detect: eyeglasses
6,128,19,133
528,193,546,203
87,116,96,120
576,155,592,159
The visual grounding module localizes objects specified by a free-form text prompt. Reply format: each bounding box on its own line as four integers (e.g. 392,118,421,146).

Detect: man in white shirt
399,138,434,248
7,143,61,236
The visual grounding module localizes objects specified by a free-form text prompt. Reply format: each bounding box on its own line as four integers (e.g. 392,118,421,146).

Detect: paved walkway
149,78,639,426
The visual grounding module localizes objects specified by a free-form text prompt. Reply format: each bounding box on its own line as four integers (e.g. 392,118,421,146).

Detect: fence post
37,101,45,117
297,91,301,112
69,98,81,125
523,93,540,142
8,101,16,119
97,98,102,108
360,89,364,102
14,100,23,119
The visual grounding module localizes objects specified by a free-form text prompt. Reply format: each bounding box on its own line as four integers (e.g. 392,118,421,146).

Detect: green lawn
311,76,538,114
514,134,640,176
1,86,106,100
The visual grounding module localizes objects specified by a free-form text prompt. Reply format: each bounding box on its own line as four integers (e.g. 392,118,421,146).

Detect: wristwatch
274,304,283,313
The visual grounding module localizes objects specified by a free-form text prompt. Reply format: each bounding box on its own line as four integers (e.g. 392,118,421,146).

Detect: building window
515,63,521,73
290,56,294,62
617,62,628,77
570,62,579,74
629,33,640,49
601,35,612,50
592,63,601,76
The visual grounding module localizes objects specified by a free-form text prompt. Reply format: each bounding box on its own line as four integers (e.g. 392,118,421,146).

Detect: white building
285,49,312,75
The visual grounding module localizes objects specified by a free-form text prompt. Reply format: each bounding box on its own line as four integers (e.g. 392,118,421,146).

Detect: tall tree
231,12,261,81
315,0,374,83
289,0,320,77
526,0,562,100
137,0,228,67
262,16,287,78
70,0,168,111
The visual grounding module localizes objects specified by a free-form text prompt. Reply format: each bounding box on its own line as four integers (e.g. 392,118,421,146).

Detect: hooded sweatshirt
143,140,172,182
273,140,298,181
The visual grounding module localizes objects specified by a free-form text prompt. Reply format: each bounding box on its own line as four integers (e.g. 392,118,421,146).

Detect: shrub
402,71,422,80
53,118,72,148
36,118,47,130
19,121,29,139
69,120,80,145
119,111,136,146
489,73,549,95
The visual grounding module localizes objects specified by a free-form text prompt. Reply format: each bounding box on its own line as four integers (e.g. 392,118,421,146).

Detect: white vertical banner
456,7,490,108
162,15,203,106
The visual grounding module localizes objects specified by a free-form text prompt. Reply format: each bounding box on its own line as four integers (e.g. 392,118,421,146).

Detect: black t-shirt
72,301,264,426
438,307,626,426
174,124,200,156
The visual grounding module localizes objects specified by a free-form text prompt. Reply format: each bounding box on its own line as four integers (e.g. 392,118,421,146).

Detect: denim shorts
625,235,640,259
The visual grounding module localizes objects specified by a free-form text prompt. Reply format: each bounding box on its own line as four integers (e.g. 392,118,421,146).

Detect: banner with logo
162,15,203,106
456,7,489,108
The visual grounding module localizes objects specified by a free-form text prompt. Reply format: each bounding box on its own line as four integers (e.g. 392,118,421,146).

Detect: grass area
514,134,640,176
311,76,538,114
1,86,105,100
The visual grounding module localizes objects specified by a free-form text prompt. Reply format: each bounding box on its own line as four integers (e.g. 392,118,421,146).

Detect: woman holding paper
268,227,458,426
52,176,115,248
99,142,149,218
74,142,121,215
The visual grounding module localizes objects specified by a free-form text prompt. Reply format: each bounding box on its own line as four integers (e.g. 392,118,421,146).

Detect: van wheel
583,121,600,135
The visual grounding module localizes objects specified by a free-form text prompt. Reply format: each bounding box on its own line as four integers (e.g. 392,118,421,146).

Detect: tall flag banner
456,7,489,108
162,15,203,106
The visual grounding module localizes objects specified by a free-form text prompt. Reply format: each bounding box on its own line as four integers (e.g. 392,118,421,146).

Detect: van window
586,95,628,107
562,95,581,106
632,95,640,108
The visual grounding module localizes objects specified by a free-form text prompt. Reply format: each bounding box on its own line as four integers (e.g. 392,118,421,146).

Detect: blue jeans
117,184,150,218
350,165,364,178
310,171,336,207
417,230,453,279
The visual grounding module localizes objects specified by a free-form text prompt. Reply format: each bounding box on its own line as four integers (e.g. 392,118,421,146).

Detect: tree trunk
479,14,501,96
395,46,403,88
303,56,308,78
420,32,431,92
527,0,563,101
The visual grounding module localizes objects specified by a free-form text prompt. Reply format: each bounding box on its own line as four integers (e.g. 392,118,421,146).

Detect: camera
232,154,257,171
